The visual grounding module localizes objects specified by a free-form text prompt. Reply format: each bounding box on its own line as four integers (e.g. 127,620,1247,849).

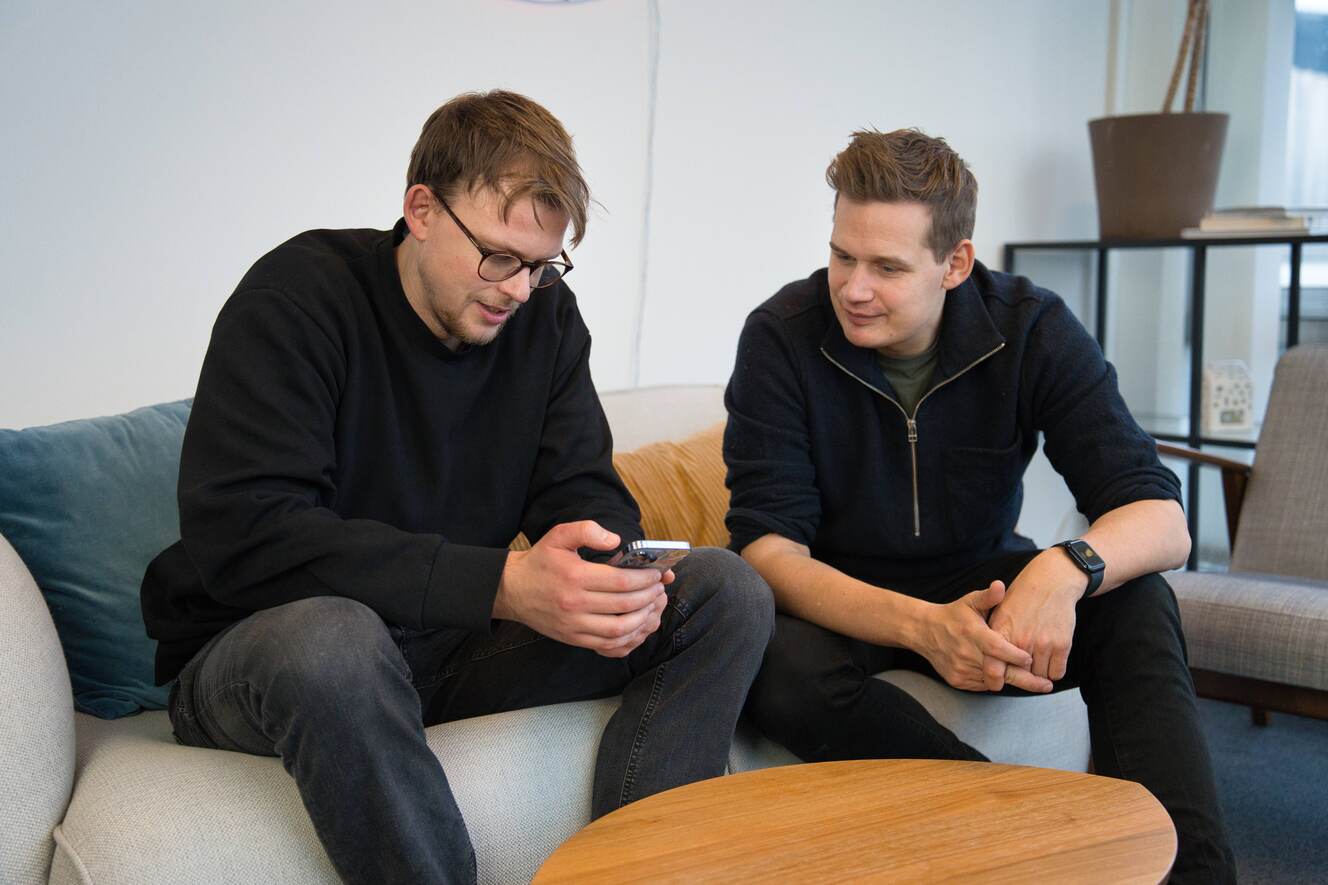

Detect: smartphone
608,539,691,571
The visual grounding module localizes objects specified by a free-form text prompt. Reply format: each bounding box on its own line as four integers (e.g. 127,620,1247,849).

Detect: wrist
492,550,524,620
900,596,941,651
1049,541,1103,600
1061,560,1091,600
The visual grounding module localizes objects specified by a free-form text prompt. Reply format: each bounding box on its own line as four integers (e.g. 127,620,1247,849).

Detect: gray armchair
1160,345,1328,723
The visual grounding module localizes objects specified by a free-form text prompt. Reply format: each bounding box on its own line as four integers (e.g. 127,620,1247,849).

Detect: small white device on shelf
1201,360,1254,434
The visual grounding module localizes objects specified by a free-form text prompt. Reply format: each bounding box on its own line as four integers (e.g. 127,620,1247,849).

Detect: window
1281,1,1328,347
1287,1,1328,207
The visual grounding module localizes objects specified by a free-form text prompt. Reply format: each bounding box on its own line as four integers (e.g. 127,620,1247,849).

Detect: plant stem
1164,0,1200,113
1184,0,1209,113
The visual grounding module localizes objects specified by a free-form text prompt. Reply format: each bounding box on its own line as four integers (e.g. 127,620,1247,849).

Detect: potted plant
1088,0,1229,239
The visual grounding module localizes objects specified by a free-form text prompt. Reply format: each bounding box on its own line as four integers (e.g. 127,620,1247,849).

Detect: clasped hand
985,549,1086,687
922,549,1086,693
920,581,1050,693
494,521,671,657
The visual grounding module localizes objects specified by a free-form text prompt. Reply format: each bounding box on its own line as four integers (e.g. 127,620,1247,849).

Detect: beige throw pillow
510,422,729,552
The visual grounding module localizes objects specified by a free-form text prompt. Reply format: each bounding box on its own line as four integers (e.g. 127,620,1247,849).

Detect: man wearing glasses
140,90,773,885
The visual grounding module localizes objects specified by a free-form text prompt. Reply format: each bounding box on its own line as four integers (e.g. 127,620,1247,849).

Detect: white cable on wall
631,0,662,388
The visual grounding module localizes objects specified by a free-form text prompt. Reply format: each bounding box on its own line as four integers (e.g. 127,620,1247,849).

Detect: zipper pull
906,418,918,444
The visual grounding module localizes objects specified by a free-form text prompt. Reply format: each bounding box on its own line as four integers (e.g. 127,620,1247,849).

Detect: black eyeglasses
433,192,573,289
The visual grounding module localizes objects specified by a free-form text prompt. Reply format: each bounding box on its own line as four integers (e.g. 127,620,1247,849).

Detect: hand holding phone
608,539,691,571
495,521,670,658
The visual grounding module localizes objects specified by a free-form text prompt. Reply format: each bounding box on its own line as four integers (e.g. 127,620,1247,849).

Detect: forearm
740,534,932,650
988,499,1186,683
183,498,505,631
1079,498,1190,595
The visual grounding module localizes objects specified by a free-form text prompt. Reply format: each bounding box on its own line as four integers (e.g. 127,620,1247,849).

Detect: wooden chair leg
1191,668,1328,721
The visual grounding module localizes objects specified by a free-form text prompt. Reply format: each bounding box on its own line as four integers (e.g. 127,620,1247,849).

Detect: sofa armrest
0,533,77,885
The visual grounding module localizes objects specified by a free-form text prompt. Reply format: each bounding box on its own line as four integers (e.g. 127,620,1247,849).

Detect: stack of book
1181,207,1327,238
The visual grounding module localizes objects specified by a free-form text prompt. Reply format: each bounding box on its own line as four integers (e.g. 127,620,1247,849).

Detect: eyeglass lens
478,254,566,288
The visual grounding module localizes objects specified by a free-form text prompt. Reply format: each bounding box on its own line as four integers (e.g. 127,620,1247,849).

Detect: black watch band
1055,539,1105,599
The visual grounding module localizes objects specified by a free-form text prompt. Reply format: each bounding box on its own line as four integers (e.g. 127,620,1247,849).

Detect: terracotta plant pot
1088,111,1229,240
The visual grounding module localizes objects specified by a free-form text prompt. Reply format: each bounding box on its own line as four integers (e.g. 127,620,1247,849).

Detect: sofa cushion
598,385,727,452
612,422,729,549
55,701,623,885
0,401,191,718
511,421,729,552
1169,569,1328,690
728,671,1091,774
874,672,1091,771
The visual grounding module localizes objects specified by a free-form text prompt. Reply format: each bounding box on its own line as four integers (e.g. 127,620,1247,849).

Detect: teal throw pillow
0,400,191,718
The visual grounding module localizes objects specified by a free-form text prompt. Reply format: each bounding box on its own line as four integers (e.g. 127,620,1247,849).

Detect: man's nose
497,268,534,303
842,263,874,302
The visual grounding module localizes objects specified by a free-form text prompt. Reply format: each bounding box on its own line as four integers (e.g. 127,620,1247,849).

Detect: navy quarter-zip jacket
723,262,1181,598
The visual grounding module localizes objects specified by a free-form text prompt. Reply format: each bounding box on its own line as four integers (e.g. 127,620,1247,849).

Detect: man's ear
942,239,976,291
402,184,438,241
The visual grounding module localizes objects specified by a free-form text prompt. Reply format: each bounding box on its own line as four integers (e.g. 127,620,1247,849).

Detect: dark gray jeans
168,547,774,884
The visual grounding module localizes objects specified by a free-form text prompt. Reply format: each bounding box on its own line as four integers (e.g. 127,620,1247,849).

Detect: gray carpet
1198,698,1328,883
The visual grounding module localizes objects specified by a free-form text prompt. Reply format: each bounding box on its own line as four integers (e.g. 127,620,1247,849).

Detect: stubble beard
423,277,520,348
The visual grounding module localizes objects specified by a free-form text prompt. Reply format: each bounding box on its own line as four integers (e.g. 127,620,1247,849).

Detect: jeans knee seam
393,631,414,681
618,605,690,807
619,658,671,807
617,591,692,807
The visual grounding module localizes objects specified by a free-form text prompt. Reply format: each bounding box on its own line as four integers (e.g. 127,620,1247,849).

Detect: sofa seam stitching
51,823,96,885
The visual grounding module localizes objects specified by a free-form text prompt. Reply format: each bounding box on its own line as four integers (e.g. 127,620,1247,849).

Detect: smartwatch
1055,539,1105,599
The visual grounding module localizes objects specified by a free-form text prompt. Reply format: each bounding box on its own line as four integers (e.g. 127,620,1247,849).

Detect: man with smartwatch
724,128,1234,882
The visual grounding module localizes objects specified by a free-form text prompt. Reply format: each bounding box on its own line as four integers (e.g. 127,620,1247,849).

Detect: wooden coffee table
534,759,1176,883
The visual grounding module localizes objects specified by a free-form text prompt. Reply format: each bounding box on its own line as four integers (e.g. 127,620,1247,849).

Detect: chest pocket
944,434,1024,543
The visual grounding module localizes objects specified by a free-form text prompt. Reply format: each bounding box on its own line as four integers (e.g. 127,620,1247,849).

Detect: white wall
1,0,653,427
640,0,1110,386
2,0,1113,435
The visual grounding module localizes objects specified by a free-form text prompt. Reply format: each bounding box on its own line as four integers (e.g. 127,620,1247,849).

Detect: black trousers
744,550,1236,884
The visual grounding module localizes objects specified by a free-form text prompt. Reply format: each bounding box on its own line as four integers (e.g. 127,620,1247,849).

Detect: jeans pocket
167,674,220,750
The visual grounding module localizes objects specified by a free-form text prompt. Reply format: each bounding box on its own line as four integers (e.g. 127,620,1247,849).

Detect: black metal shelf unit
1004,233,1328,569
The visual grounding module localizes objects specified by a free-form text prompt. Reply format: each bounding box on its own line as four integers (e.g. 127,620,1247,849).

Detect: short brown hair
826,128,977,261
407,90,591,246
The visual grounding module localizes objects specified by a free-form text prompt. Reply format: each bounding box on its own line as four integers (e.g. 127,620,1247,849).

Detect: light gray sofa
1,385,1090,885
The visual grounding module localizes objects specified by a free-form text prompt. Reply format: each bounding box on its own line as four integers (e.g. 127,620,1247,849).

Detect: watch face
1065,540,1104,571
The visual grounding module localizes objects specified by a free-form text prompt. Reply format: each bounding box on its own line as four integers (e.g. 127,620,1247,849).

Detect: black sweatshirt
141,221,642,683
723,263,1182,596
